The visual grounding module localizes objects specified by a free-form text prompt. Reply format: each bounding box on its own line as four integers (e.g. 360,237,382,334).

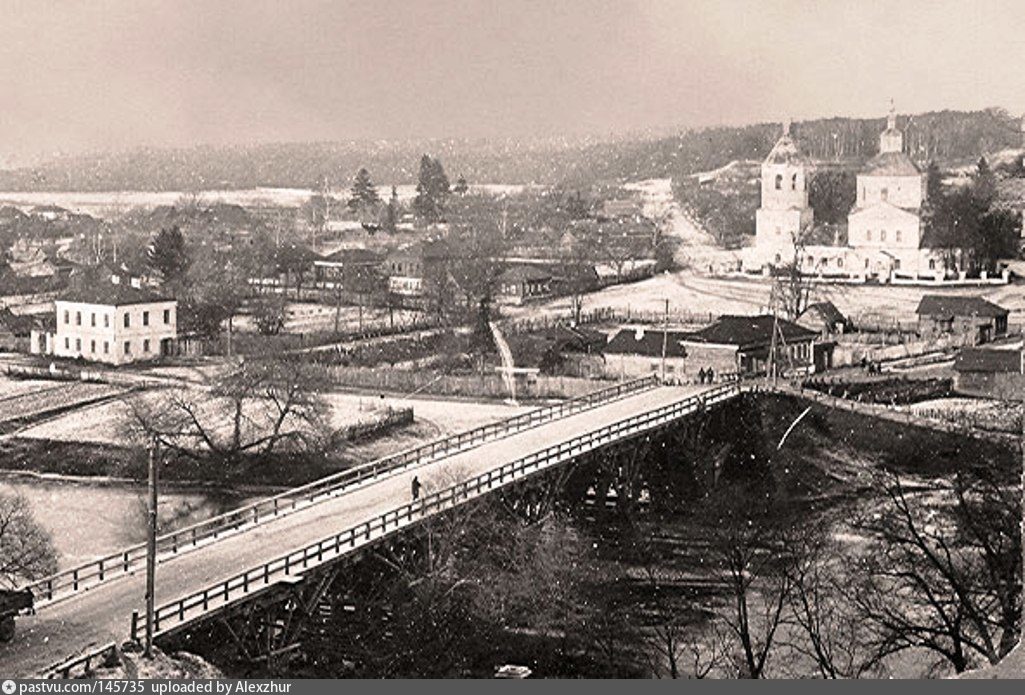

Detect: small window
865,258,870,269
881,187,889,201
791,173,798,191
894,259,901,270
63,310,69,324
124,341,131,355
929,259,936,270
90,339,96,353
103,341,109,354
75,338,81,351
650,363,659,371
124,313,130,328
142,311,149,327
880,230,887,242
163,309,170,324
774,174,783,190
143,339,150,353
104,314,110,328
75,311,81,326
895,230,902,243
837,258,844,268
64,337,69,349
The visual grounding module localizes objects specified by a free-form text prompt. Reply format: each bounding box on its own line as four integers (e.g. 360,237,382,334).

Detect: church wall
856,174,924,210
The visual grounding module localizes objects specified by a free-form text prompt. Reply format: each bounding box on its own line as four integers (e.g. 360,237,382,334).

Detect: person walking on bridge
411,475,421,501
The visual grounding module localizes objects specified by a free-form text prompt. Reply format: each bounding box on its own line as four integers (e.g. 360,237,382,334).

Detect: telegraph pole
145,440,159,658
660,298,669,382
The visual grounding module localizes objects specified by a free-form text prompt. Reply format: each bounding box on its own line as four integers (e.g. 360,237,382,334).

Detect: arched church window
880,230,887,242
775,174,783,190
791,173,798,190
929,259,936,270
895,230,902,243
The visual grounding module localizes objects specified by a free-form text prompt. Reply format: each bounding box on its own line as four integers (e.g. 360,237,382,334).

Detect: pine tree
383,186,399,233
147,226,189,289
347,168,381,213
974,156,997,206
413,155,450,224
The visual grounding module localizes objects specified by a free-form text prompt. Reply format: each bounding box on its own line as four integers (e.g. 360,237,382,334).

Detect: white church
750,106,963,280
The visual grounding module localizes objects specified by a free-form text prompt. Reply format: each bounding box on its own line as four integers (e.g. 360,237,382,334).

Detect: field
15,384,528,446
0,377,125,427
233,302,424,335
505,269,1025,327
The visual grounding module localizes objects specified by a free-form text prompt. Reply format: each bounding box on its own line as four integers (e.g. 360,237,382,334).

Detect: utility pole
660,298,669,382
144,441,159,658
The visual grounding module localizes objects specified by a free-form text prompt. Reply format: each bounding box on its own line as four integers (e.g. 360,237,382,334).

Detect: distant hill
0,109,1019,192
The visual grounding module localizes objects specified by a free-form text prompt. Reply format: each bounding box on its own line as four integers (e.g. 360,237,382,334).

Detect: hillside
0,109,1019,193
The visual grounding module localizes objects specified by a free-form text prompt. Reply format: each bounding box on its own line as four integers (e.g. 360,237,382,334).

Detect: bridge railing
138,380,740,640
26,375,659,606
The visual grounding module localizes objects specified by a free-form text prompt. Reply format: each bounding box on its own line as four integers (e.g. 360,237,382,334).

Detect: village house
36,275,178,365
312,248,383,288
495,265,553,305
952,347,1023,400
383,240,450,299
604,327,694,380
798,301,851,337
677,315,822,377
915,295,1008,344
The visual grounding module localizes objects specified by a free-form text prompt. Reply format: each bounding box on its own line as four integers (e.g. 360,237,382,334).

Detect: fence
24,375,659,607
319,367,621,399
43,643,119,679
134,381,742,641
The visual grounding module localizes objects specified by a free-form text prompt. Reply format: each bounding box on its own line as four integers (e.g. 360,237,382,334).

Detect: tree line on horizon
0,109,1019,192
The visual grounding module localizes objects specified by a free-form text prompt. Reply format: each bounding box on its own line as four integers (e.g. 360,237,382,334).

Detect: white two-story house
51,276,177,365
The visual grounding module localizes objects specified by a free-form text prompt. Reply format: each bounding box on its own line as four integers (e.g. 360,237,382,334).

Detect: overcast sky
1,0,1023,163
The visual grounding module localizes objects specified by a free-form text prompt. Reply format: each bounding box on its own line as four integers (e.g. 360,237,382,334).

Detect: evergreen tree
147,225,189,289
925,161,943,203
974,156,997,206
413,155,451,224
383,186,399,233
453,175,469,194
347,168,381,213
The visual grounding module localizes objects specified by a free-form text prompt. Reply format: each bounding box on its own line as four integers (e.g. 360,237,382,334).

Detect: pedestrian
698,367,707,384
707,367,715,383
411,475,421,501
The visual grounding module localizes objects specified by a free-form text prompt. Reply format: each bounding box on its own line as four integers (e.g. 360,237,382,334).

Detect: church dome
763,124,809,166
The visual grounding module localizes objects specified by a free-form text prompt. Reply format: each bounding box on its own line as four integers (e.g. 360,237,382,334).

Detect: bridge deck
2,384,715,676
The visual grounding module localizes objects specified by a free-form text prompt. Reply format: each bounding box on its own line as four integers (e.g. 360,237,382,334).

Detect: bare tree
125,358,329,465
0,493,58,588
853,469,1022,674
771,228,813,321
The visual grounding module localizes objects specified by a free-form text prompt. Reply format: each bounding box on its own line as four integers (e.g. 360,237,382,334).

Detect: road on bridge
0,384,710,677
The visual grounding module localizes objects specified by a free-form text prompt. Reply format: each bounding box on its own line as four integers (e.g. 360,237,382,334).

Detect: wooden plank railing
25,375,660,607
135,381,742,640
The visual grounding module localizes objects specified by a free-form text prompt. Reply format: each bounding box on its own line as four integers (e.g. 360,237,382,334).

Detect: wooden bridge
0,376,745,677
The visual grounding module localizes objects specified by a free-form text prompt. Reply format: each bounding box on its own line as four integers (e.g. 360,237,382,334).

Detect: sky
1,0,1024,163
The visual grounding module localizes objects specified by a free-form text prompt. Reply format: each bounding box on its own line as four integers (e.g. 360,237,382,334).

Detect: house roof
320,248,383,265
915,295,1008,319
605,328,692,358
802,301,847,326
499,265,553,283
59,277,172,306
681,315,818,348
537,325,607,352
953,347,1021,373
863,151,921,177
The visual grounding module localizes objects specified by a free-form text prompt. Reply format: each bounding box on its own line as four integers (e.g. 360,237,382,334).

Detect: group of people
697,367,716,384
